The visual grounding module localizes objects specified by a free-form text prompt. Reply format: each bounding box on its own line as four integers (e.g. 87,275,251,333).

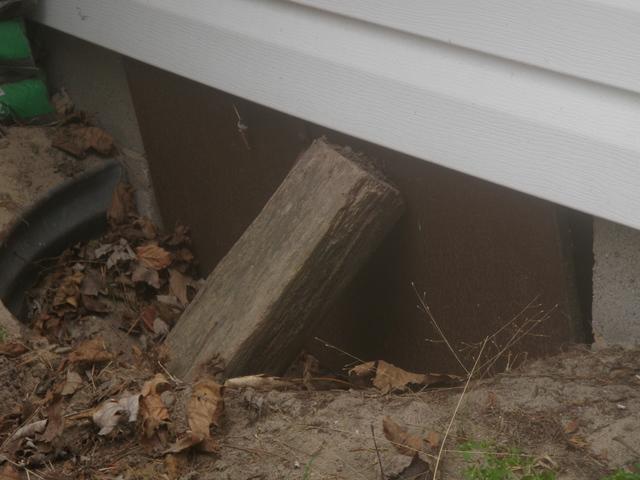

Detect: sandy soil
0,126,104,232
193,346,640,480
1,338,639,479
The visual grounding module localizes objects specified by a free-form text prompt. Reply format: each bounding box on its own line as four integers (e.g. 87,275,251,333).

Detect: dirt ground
0,126,104,231
1,332,639,479
1,125,639,480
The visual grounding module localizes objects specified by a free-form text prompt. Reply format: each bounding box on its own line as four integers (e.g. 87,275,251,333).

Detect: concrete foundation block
593,218,640,346
35,26,163,226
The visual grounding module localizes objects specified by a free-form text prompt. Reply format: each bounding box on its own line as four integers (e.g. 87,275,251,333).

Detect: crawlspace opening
125,58,595,376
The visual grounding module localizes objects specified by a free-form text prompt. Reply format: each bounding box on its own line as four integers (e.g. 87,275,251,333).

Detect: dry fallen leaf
97,239,136,269
132,264,161,289
80,269,103,296
564,419,579,435
169,269,189,305
164,454,183,480
52,271,83,308
166,378,224,453
157,295,183,309
224,375,295,391
139,305,158,332
93,393,140,435
350,360,461,394
41,398,64,442
165,224,191,246
136,244,172,271
383,416,424,457
52,124,114,158
349,361,376,377
189,378,224,436
174,247,195,263
425,431,441,449
567,435,589,449
374,361,427,394
10,419,47,441
0,341,27,357
61,370,83,396
108,182,136,225
51,88,74,115
153,318,170,337
68,338,113,364
140,374,171,438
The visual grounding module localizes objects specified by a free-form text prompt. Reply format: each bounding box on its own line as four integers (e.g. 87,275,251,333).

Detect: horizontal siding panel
33,0,640,228
291,0,640,94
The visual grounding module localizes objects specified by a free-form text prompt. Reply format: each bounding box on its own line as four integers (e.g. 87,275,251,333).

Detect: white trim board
33,0,640,229
291,0,640,95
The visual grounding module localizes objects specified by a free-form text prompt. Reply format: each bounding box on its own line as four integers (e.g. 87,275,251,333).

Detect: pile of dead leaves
0,336,224,478
50,99,115,159
0,333,462,478
25,182,202,341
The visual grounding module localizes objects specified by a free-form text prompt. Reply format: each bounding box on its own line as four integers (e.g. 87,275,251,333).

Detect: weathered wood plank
166,139,404,379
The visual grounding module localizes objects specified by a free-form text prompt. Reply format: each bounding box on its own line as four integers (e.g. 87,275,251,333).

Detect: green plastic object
0,76,55,121
0,19,31,61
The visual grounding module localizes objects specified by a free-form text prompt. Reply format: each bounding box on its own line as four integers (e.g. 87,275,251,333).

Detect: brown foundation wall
125,59,584,375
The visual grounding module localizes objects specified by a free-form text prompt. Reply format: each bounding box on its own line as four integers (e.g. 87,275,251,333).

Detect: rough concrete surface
35,25,144,153
593,218,640,346
118,147,164,227
33,27,163,225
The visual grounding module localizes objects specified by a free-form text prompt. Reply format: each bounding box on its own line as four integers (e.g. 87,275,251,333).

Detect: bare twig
158,360,182,384
314,337,366,366
477,306,556,377
371,424,385,480
0,406,42,451
432,337,488,480
412,282,469,375
232,104,250,150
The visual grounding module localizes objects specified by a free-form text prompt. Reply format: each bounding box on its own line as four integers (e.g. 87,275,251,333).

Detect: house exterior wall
31,1,640,351
32,0,640,230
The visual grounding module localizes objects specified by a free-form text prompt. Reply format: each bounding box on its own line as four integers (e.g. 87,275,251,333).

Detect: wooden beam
166,139,403,379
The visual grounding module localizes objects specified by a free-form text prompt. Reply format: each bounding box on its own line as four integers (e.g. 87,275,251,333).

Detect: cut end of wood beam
165,139,404,380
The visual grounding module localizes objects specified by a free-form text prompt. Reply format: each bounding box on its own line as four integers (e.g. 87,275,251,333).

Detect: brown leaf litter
166,378,224,454
92,393,141,435
52,123,114,158
139,373,171,439
67,338,112,365
136,244,172,271
383,416,427,457
23,180,201,343
2,320,640,479
350,359,462,393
